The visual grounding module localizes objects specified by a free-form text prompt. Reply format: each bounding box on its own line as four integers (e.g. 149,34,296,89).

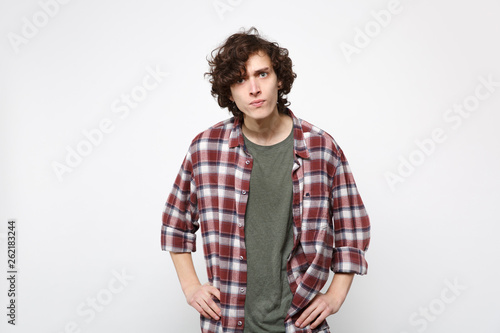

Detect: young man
161,28,370,333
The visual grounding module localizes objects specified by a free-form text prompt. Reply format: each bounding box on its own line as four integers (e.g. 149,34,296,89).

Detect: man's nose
249,78,261,96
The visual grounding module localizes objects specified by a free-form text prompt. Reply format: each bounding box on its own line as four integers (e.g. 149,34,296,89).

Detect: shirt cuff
331,247,368,275
161,225,197,253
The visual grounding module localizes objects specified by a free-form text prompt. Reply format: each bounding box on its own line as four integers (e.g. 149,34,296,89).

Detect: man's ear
278,81,283,89
229,95,234,102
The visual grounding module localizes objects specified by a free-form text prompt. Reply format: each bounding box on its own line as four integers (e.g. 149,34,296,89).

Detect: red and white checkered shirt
161,109,370,333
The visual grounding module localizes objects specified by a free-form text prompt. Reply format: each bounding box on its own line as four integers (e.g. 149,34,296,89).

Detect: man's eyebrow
252,67,270,74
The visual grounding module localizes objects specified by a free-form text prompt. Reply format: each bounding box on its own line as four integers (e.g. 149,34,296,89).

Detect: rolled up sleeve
161,149,199,253
330,149,370,275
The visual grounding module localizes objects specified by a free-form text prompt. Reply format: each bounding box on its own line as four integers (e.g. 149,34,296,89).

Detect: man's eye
236,78,245,84
259,72,268,78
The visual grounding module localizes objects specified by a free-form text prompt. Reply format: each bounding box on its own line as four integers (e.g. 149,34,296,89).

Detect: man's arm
295,272,355,329
162,150,220,318
170,252,221,320
294,146,371,329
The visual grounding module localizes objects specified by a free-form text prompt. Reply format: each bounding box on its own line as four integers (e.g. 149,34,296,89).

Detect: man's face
229,51,281,122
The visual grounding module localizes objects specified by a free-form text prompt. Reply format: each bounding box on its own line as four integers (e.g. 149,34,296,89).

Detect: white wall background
1,0,499,332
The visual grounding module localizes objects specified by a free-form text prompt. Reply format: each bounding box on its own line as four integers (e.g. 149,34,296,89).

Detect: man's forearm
325,272,355,307
170,252,201,294
170,251,222,320
295,272,355,329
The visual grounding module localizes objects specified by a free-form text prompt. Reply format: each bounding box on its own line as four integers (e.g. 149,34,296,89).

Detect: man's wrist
182,280,202,296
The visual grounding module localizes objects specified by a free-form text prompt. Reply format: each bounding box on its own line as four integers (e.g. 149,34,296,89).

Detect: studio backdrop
1,0,499,332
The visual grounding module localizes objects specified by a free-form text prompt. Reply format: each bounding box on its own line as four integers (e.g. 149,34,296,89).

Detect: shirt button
237,321,243,326
240,288,245,294
245,160,250,165
239,256,244,260
241,190,247,195
238,223,243,228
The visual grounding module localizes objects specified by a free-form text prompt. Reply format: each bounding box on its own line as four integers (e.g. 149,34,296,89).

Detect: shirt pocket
300,190,334,265
301,189,331,230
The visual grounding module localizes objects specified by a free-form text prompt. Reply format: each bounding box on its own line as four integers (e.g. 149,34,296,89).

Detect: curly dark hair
205,27,297,119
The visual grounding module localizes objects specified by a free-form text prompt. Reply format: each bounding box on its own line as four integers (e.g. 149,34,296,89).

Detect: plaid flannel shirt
161,109,370,333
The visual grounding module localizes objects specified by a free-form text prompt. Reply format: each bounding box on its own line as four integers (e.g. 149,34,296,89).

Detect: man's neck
242,111,293,146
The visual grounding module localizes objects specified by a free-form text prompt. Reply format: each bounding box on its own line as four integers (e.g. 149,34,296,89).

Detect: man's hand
184,282,222,320
294,292,342,329
295,272,355,329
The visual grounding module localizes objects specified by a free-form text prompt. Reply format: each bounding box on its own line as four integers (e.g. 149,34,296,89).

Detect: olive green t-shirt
242,128,294,333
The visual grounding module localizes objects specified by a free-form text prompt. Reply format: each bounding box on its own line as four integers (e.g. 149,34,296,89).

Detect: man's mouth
250,99,265,107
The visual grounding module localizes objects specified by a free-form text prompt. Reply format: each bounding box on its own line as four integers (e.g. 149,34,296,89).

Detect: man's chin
242,107,278,122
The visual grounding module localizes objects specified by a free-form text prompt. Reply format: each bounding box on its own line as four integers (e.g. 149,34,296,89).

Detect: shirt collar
228,109,310,159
